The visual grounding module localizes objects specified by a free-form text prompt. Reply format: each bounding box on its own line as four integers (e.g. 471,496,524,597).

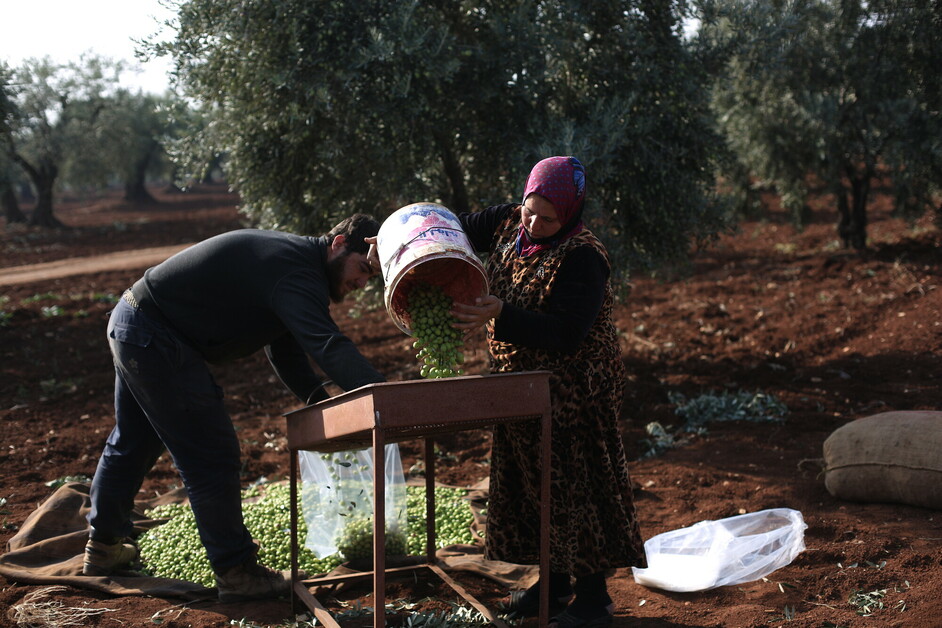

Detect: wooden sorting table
285,371,552,628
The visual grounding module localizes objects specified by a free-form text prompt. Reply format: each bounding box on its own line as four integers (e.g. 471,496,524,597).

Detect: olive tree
152,0,730,272
703,0,942,249
3,56,189,224
0,151,25,225
0,65,27,224
3,56,122,227
69,90,179,203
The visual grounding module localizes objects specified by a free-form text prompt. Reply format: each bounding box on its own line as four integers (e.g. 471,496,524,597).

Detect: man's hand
364,236,380,276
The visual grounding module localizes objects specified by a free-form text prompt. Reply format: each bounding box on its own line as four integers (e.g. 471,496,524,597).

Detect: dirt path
0,243,192,286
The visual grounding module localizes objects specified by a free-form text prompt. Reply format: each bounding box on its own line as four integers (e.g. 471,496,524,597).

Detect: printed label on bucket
378,203,470,276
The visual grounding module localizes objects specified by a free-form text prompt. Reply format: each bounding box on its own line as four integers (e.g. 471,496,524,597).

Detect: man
83,214,385,602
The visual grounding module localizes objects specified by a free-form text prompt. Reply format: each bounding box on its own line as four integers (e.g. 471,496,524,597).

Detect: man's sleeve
264,335,329,403
272,272,386,392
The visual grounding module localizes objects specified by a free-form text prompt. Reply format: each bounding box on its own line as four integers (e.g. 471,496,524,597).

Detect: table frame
284,372,553,628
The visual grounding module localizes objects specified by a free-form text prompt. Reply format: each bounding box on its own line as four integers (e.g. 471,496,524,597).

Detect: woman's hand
451,295,503,332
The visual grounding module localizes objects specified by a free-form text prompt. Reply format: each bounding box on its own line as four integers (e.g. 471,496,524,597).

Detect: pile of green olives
137,484,475,585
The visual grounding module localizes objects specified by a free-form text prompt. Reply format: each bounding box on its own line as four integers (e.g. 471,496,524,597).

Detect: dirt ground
0,184,940,627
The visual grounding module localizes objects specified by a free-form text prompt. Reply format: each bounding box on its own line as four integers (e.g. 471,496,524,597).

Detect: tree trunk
201,153,223,184
837,188,851,247
1,181,26,224
434,130,469,214
848,175,870,250
164,165,185,194
124,179,157,204
29,183,63,228
124,156,157,204
21,159,64,228
14,153,64,228
837,172,870,250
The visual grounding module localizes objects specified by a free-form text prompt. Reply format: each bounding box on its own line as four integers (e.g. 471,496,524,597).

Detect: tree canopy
74,90,177,203
153,0,730,273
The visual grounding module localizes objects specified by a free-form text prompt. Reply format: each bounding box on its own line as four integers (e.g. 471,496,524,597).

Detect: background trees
1,57,122,227
0,64,27,225
0,56,181,226
75,90,177,204
153,0,729,274
4,0,939,268
703,0,942,249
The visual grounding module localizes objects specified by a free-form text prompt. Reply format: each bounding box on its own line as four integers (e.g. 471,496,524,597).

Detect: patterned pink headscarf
516,156,587,257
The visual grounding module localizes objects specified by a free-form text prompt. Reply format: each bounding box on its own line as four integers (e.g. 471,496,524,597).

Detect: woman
452,156,645,627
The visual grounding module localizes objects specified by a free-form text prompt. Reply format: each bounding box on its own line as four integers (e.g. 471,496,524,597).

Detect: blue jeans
88,298,255,571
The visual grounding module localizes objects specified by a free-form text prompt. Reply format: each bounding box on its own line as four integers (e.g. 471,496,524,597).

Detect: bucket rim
384,253,488,335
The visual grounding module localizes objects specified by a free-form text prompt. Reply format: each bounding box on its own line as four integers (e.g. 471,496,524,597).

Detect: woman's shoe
548,602,615,628
499,586,574,619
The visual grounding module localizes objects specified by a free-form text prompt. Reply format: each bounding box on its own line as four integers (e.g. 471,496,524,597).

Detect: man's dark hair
326,213,380,254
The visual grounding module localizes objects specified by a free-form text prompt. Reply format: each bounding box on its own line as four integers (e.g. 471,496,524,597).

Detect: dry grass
7,586,114,627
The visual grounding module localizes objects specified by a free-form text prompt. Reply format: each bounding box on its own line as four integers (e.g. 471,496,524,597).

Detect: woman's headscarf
515,156,587,257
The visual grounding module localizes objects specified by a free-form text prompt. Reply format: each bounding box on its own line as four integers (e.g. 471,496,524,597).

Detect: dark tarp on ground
0,481,536,600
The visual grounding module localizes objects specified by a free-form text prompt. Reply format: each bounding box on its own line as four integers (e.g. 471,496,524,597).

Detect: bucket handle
384,226,466,283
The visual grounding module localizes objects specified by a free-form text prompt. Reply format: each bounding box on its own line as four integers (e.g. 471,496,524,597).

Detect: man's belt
121,289,139,309
122,282,177,333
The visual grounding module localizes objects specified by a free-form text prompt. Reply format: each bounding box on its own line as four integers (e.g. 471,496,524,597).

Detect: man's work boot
214,557,292,603
82,538,139,576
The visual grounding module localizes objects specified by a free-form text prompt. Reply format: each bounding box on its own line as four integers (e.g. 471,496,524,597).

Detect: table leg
373,428,386,628
539,413,551,627
425,437,436,564
290,449,299,613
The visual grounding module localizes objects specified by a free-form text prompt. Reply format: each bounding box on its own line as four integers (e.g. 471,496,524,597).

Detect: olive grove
701,0,942,249
0,56,182,227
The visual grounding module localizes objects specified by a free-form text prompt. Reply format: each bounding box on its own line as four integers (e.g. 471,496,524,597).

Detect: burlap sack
823,411,942,510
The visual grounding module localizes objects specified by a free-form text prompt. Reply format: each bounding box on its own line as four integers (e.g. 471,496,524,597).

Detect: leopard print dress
483,207,646,576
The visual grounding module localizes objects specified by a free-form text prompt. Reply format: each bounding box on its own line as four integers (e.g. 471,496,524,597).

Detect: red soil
1,184,940,627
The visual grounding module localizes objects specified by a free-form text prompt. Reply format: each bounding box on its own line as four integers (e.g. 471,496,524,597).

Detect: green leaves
160,1,728,273
640,390,788,458
668,389,788,429
43,475,91,490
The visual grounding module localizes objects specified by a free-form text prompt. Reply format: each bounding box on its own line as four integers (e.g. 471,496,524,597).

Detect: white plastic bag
632,508,807,592
298,444,408,558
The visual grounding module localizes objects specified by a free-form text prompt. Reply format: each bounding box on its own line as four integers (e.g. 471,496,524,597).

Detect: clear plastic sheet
632,508,807,592
298,444,408,558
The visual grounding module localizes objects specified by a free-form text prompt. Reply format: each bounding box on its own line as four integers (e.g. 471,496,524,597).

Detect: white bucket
376,202,488,335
